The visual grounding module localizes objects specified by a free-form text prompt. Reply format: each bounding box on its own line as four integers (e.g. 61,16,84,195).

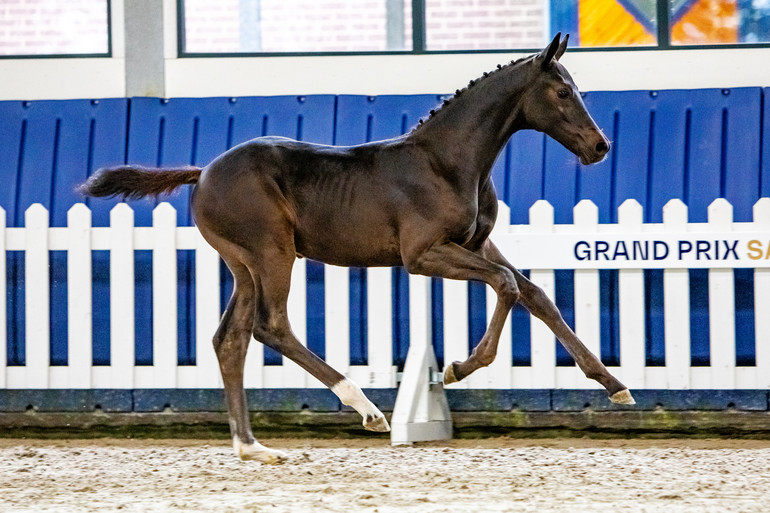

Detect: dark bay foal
79,34,634,463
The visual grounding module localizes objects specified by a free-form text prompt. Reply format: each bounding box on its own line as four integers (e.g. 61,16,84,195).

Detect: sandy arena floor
0,437,768,512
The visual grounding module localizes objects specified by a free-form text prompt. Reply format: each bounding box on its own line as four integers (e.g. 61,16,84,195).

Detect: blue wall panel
0,88,766,381
335,94,442,145
0,99,127,368
506,131,546,224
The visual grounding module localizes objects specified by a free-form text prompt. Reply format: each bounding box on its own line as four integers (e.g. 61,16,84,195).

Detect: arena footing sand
0,438,768,512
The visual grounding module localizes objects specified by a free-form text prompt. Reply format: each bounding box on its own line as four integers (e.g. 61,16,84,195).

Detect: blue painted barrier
0,99,128,367
1,89,767,376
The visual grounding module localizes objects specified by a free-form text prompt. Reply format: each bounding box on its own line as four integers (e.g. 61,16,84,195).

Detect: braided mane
411,55,531,133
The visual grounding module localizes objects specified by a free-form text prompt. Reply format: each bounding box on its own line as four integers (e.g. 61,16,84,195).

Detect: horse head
520,33,610,165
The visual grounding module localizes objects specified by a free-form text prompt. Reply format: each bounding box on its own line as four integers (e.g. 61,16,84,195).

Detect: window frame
177,0,770,58
0,0,113,60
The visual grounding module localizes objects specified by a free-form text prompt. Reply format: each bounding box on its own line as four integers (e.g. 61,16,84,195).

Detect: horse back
196,136,496,267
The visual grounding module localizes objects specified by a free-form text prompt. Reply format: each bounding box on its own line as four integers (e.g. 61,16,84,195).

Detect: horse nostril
595,141,609,153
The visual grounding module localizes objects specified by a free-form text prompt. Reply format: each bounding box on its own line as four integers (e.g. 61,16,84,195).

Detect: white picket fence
1,197,768,391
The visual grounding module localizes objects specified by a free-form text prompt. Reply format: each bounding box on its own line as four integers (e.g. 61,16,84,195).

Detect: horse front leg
482,240,635,404
401,240,520,384
443,286,517,384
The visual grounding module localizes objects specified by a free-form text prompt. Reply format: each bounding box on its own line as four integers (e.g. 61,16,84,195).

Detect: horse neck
411,62,533,186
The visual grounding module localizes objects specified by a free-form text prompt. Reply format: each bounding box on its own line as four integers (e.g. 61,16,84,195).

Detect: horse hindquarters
193,171,390,461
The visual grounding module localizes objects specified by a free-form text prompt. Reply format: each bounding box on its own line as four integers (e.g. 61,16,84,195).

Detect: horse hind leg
247,249,390,433
214,257,288,463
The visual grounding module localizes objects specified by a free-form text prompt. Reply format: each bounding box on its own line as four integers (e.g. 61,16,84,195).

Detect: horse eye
557,89,570,99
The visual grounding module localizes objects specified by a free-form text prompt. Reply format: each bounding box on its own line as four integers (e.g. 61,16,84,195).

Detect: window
424,0,547,51
571,0,658,47
180,0,769,55
561,0,770,48
0,0,110,57
670,0,749,46
181,0,413,54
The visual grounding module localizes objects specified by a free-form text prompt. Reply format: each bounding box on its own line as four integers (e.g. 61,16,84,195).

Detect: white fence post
708,199,736,389
366,267,395,387
754,198,770,388
283,258,308,387
528,200,556,389
442,277,469,390
110,203,135,388
25,204,50,388
662,199,691,389
571,200,601,388
617,199,646,389
67,204,93,388
481,202,512,388
242,328,264,389
194,232,222,388
152,203,178,388
324,264,350,378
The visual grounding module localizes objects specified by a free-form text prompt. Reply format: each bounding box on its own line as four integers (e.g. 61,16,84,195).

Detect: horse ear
538,32,561,70
554,33,569,61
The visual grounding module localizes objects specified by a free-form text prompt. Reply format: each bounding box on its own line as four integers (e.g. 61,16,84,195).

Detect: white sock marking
232,435,287,463
331,378,382,419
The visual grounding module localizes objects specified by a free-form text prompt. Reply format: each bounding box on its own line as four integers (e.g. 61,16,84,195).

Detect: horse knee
498,270,520,305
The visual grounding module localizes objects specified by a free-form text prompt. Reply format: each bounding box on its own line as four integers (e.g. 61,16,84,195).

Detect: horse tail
77,165,202,200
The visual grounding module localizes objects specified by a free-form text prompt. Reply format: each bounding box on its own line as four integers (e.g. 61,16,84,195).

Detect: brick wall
0,0,108,55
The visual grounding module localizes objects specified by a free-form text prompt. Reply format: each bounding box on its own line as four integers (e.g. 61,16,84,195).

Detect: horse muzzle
579,137,611,165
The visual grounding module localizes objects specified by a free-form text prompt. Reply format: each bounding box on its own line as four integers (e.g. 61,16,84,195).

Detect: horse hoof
443,362,459,385
234,438,289,464
239,447,289,465
364,413,391,432
609,389,636,405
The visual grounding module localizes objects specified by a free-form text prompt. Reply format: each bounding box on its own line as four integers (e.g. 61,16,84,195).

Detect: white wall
0,0,768,101
162,48,770,98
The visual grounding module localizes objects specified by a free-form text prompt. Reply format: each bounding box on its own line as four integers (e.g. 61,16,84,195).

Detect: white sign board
493,232,770,270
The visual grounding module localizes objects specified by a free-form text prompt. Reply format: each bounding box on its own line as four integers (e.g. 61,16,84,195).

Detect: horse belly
294,215,402,268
